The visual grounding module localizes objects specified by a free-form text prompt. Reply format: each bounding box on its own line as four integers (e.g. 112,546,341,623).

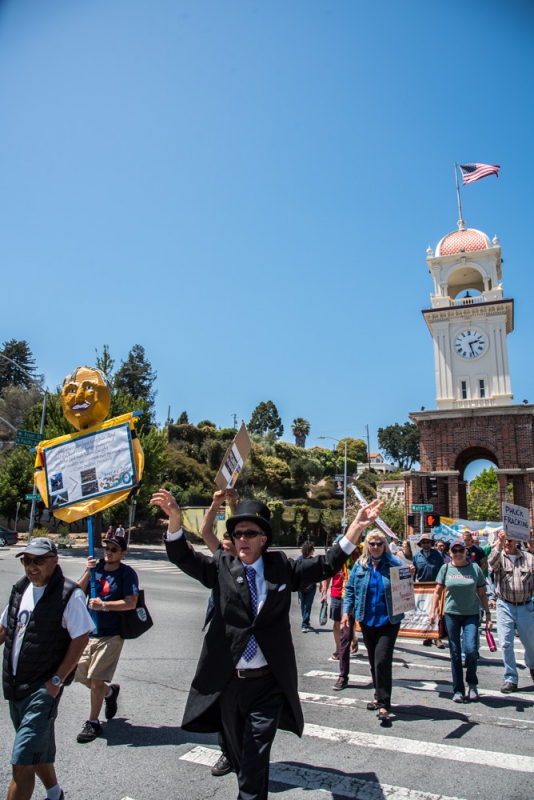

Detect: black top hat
227,500,272,547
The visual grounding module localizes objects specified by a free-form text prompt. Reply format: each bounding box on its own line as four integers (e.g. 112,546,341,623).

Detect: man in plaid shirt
489,530,534,694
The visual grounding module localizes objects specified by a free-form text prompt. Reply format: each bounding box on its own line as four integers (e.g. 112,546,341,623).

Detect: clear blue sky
1,0,533,471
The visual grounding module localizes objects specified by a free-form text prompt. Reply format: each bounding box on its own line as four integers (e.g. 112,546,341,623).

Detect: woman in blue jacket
342,530,407,724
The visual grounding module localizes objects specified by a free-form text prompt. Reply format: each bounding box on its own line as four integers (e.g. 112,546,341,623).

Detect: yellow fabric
34,413,144,523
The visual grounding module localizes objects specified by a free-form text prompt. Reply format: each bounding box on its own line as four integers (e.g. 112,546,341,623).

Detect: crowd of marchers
1,489,533,800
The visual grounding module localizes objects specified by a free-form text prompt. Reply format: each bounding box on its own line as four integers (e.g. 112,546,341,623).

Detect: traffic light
426,476,438,498
407,514,415,526
426,513,441,528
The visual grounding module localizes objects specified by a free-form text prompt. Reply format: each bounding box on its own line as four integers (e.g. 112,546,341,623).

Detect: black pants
360,621,400,710
219,672,285,800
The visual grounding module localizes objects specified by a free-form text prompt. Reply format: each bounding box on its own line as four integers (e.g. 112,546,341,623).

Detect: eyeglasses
451,548,466,554
21,554,55,567
233,530,262,540
104,546,121,553
368,542,384,548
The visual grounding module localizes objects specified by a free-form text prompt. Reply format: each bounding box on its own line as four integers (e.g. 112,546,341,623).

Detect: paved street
1,545,533,800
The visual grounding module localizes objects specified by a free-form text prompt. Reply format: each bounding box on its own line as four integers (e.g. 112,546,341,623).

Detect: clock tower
424,222,513,409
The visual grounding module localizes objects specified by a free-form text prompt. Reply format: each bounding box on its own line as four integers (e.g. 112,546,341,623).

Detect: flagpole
454,163,465,229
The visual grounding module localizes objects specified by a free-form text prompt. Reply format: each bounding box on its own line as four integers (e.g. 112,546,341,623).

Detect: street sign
25,494,41,501
411,503,433,512
16,429,42,447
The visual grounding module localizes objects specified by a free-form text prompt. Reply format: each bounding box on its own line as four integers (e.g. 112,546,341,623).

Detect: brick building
404,220,534,534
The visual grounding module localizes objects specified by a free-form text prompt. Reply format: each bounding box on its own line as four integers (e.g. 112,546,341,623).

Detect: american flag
459,163,501,185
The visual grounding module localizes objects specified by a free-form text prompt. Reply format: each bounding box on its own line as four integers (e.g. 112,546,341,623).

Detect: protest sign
398,583,439,640
351,485,399,540
390,566,416,616
410,535,421,545
215,422,252,490
429,516,502,545
502,502,530,543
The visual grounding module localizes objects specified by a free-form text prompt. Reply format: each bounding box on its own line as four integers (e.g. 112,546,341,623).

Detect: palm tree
292,418,310,448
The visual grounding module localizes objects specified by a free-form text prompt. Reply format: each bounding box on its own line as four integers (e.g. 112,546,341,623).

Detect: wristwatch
101,601,107,611
51,675,63,687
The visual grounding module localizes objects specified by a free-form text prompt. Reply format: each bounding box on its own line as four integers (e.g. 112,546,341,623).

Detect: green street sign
16,429,42,447
411,503,433,512
25,494,41,501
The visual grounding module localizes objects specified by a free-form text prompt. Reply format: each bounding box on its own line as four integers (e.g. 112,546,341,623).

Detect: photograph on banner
502,502,530,543
351,485,399,540
334,475,344,496
41,421,137,510
215,422,252,490
390,566,416,616
398,583,439,640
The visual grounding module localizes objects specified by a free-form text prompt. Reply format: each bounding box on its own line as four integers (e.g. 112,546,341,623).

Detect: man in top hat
150,488,382,800
0,537,94,800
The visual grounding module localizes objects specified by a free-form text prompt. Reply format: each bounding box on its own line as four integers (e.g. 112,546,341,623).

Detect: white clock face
454,330,487,359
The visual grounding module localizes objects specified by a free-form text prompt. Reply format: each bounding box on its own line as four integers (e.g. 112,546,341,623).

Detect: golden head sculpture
61,366,112,431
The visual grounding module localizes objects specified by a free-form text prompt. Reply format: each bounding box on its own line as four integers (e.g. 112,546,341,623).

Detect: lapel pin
236,576,244,584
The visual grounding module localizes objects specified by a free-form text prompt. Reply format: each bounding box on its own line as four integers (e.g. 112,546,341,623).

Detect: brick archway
454,445,499,478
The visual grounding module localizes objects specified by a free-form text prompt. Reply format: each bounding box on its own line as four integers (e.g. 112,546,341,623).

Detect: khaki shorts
75,636,124,683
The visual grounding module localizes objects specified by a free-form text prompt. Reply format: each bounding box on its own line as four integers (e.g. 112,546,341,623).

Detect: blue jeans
445,613,479,696
298,587,316,629
496,598,534,685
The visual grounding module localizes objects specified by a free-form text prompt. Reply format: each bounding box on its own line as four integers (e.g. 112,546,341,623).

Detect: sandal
350,642,359,655
330,652,340,661
378,709,391,723
366,700,379,710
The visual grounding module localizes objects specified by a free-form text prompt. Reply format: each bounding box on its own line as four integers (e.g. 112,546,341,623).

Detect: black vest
3,565,78,701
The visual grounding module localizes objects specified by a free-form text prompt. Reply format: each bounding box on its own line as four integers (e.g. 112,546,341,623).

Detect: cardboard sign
351,485,399,540
390,566,416,616
42,421,136,510
409,535,421,545
502,502,530,543
215,422,252,490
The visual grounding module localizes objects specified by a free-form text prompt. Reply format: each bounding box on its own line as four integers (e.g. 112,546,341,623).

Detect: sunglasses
104,546,121,553
368,542,384,547
451,548,466,553
233,530,263,540
21,554,55,567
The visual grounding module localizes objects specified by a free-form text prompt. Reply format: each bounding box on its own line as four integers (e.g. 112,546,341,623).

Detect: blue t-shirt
90,561,139,637
362,559,390,627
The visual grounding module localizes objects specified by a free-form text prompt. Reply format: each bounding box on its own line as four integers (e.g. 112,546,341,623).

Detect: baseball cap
16,537,57,558
106,535,127,551
450,539,466,549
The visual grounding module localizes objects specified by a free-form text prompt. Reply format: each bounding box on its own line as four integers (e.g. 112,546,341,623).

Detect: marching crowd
1,489,534,800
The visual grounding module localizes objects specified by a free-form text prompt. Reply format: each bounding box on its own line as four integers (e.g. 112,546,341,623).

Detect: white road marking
304,722,534,773
304,670,534,703
179,745,467,799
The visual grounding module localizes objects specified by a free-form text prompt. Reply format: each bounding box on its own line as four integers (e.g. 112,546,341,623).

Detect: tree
176,411,189,425
0,447,34,521
249,401,283,437
378,500,405,537
0,340,39,393
197,419,216,429
291,418,310,448
0,384,43,435
467,467,500,521
114,345,157,404
95,344,115,382
337,438,367,464
377,422,419,469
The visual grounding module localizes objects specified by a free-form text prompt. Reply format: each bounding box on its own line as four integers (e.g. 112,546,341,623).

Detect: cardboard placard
502,502,530,543
390,566,416,616
351,485,399,540
215,422,252,490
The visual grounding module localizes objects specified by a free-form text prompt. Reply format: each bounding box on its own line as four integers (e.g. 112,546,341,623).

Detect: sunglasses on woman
451,548,465,554
368,541,385,548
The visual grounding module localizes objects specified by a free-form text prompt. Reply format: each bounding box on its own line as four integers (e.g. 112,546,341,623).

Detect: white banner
502,502,530,543
43,422,136,509
390,566,416,616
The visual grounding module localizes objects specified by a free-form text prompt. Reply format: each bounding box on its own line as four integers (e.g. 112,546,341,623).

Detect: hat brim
227,513,272,547
16,545,57,558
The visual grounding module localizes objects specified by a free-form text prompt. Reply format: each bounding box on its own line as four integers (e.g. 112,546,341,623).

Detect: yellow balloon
61,366,111,431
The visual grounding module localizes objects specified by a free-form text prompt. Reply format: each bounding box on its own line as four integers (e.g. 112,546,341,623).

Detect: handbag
119,589,154,640
485,629,497,652
319,599,328,626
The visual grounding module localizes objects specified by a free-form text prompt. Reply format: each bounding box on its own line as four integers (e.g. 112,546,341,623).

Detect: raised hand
150,489,182,532
354,498,384,528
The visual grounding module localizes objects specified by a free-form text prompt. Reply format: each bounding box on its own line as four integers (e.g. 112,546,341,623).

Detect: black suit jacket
166,535,348,735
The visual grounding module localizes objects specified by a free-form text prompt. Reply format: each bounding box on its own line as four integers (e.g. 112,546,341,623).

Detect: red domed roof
436,228,491,257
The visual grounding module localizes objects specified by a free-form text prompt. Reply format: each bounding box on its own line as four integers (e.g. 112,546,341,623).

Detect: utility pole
231,413,238,430
366,424,371,472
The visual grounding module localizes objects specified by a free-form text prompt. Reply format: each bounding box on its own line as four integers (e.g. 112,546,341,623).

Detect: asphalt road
0,544,533,800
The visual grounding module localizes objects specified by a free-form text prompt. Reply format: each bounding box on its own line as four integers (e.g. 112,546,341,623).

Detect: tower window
479,379,486,398
461,380,468,400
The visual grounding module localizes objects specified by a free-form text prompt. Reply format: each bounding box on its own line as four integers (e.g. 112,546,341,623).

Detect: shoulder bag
118,566,154,640
437,564,448,639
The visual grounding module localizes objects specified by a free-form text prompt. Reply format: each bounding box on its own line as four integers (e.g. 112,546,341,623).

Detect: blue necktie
242,565,258,662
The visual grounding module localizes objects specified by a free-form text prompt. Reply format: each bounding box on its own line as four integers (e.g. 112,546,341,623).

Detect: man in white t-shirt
0,537,94,800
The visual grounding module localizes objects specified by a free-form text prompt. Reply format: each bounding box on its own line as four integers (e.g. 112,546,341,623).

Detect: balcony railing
455,398,496,408
451,295,486,306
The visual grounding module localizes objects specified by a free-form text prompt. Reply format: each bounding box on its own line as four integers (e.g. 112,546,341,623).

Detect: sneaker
435,639,445,649
41,793,64,800
211,753,233,776
301,627,308,633
468,685,479,702
452,692,464,703
333,676,348,691
104,683,120,720
76,720,103,743
500,681,518,694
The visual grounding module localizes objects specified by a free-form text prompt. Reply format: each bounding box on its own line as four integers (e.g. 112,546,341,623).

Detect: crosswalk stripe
303,722,534,773
179,745,467,800
304,670,534,704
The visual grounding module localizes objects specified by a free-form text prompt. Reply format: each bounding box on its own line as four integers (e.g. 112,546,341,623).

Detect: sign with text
398,582,439,639
334,475,344,496
502,502,530,543
215,422,252,491
42,422,137,510
390,566,416,616
16,429,42,447
411,504,433,512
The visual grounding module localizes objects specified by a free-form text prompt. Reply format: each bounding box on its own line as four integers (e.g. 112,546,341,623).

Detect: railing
455,398,496,408
451,295,486,306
